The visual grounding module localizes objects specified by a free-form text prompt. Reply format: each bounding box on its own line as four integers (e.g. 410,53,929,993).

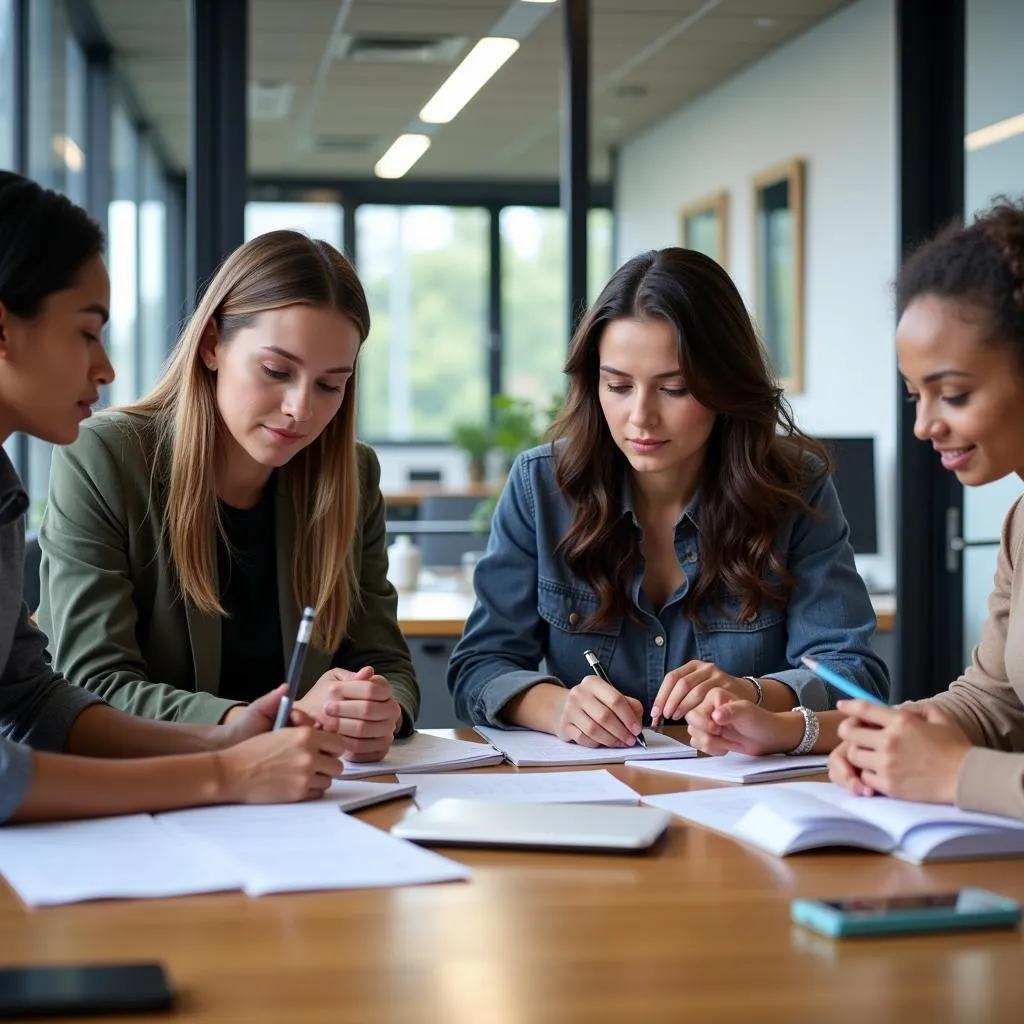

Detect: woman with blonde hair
0,172,351,824
38,229,418,761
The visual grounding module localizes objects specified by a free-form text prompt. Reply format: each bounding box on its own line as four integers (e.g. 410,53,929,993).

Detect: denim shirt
447,444,890,727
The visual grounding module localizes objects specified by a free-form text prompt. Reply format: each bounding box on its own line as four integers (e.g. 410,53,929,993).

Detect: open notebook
474,727,695,767
644,781,1024,863
339,732,503,778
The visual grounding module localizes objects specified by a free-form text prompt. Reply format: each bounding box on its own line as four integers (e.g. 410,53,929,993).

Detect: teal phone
791,889,1021,938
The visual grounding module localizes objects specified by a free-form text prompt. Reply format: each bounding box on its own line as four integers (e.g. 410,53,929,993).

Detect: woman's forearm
10,749,225,822
502,682,565,732
66,704,221,758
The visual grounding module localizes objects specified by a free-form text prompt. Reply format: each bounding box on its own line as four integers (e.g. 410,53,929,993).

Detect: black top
217,482,285,704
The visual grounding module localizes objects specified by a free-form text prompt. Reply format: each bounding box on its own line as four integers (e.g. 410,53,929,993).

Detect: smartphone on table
0,962,174,1018
791,888,1021,938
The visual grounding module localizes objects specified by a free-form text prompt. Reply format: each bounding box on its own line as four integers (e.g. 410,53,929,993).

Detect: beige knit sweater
930,494,1024,818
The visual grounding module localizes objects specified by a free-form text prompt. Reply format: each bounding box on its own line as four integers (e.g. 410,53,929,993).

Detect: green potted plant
451,420,495,484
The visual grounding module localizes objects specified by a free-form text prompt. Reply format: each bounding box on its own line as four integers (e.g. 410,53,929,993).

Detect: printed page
0,815,244,906
397,769,640,810
339,732,503,778
625,752,829,783
475,727,694,766
157,802,470,894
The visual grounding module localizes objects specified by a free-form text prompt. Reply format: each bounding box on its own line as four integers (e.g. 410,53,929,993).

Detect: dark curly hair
897,197,1024,363
549,246,831,629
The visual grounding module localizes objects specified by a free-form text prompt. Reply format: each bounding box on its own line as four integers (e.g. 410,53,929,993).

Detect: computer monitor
818,437,878,555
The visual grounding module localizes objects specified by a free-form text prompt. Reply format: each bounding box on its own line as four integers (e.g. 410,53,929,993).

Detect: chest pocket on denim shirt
537,579,621,682
693,597,788,678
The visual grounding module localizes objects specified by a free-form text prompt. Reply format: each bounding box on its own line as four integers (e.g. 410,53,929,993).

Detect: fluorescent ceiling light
965,113,1024,151
419,37,519,124
374,134,431,179
520,1,558,4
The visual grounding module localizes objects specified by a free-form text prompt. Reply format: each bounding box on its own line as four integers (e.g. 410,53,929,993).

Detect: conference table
2,729,1022,1023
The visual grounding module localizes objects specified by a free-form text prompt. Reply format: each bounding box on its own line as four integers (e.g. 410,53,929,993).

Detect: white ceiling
92,0,851,181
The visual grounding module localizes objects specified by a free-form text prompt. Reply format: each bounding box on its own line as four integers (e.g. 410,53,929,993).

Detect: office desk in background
2,728,1021,1024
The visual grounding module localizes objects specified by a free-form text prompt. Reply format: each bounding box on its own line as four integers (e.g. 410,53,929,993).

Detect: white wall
616,0,897,590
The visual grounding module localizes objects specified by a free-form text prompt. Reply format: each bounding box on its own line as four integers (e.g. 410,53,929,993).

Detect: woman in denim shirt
448,247,889,747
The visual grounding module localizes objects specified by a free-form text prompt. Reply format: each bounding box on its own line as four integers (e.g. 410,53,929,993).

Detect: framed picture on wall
680,192,729,268
752,159,806,393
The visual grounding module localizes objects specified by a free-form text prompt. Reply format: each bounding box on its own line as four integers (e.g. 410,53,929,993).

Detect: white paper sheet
626,752,829,784
0,815,244,906
397,769,640,810
339,732,503,778
157,802,470,894
325,779,416,812
475,727,695,767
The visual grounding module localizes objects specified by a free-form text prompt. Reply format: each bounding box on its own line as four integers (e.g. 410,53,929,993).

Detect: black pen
582,648,648,748
273,606,317,730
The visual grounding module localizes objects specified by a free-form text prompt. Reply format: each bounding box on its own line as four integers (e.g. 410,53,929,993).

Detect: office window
245,201,343,249
24,0,87,523
139,142,168,392
356,205,489,440
500,207,614,404
108,101,139,406
0,0,14,170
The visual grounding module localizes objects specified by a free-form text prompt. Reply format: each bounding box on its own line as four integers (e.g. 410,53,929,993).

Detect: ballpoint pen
273,606,317,730
582,648,648,747
800,655,888,706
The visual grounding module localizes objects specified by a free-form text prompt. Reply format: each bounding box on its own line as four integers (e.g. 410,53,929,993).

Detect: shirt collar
619,470,702,532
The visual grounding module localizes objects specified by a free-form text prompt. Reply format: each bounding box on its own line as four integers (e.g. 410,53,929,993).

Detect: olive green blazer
37,411,419,728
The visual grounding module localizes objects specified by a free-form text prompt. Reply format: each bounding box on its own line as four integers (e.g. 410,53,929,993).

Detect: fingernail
651,705,661,719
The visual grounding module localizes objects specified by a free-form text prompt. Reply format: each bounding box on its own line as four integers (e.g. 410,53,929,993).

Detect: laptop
390,798,672,852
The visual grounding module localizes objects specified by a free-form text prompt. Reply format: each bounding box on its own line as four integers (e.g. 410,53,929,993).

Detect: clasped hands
555,659,758,748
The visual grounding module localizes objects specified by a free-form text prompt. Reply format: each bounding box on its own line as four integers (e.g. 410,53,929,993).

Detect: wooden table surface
399,586,897,636
1,729,1019,1023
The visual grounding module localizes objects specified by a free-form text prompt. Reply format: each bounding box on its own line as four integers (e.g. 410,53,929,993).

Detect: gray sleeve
0,601,104,752
0,737,34,823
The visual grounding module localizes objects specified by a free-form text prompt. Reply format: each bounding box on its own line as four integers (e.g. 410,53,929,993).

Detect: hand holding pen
554,649,648,749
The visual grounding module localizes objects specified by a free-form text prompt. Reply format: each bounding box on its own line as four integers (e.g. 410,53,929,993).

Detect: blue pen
801,655,887,706
273,606,317,730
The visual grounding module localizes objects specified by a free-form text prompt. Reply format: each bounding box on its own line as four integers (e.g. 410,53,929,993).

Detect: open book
644,781,1024,863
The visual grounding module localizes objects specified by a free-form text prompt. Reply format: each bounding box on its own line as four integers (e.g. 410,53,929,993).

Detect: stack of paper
340,732,503,778
157,803,469,894
626,752,829,784
397,769,640,810
475,726,696,767
0,815,244,906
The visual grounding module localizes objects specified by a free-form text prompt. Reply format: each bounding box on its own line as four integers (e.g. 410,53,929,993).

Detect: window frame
247,178,613,446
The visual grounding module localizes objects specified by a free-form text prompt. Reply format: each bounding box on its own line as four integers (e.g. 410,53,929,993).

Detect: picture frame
752,159,805,393
680,191,729,268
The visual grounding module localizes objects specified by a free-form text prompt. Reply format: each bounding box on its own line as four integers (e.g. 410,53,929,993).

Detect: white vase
387,535,422,592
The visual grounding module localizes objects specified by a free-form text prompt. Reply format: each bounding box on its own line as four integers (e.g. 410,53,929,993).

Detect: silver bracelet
743,675,764,707
787,706,820,755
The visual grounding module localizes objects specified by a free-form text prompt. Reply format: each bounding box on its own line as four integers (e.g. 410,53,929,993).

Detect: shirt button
654,635,665,647
686,550,697,563
568,611,580,627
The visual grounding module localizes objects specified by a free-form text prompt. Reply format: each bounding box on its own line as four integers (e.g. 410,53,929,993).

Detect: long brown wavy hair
550,246,830,628
123,230,370,653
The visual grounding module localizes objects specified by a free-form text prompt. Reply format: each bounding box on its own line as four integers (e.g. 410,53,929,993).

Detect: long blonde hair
126,230,370,653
